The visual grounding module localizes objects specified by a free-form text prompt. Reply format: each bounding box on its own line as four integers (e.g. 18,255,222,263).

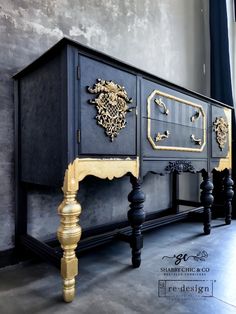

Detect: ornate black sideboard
14,38,234,302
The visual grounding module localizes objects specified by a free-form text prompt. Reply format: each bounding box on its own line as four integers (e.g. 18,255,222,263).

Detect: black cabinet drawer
147,120,205,151
141,79,208,158
79,55,137,156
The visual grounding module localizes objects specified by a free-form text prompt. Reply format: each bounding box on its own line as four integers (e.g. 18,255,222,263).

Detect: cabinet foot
128,176,146,268
200,170,214,235
223,169,234,225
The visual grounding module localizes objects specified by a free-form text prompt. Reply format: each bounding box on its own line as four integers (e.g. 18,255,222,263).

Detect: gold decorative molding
88,79,133,141
214,109,232,171
147,90,206,152
213,116,229,151
57,157,139,302
63,157,139,190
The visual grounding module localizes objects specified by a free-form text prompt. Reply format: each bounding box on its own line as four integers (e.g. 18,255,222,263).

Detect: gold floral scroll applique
88,79,133,141
213,116,229,150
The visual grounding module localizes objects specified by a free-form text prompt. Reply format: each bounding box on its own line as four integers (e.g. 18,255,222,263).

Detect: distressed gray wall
0,0,209,249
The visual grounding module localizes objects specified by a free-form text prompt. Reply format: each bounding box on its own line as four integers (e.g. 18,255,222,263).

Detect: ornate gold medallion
213,116,228,150
88,79,133,141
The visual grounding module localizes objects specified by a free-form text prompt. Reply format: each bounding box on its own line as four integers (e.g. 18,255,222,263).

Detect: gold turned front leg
57,190,81,302
56,157,139,302
57,160,82,302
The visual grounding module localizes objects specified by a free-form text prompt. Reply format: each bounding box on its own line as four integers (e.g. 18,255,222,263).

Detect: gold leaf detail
88,79,133,141
213,117,229,150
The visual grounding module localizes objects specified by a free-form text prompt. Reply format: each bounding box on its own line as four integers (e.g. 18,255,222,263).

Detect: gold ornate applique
213,117,229,150
88,79,133,141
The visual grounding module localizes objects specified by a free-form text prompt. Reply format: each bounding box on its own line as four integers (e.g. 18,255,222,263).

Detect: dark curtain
209,0,235,216
234,0,236,21
210,0,233,106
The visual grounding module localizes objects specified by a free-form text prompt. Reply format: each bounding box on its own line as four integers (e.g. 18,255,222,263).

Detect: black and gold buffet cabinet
14,37,234,302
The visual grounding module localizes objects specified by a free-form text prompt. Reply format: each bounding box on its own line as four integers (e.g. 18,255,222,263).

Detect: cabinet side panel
19,54,63,186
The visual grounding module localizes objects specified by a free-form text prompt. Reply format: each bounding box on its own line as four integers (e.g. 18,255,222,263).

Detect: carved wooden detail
213,116,229,150
165,161,196,174
127,176,146,268
200,170,214,235
57,157,139,301
223,169,234,225
88,79,133,141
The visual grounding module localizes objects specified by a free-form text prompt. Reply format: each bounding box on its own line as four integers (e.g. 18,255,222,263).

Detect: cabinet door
141,79,208,159
211,105,231,158
79,55,137,156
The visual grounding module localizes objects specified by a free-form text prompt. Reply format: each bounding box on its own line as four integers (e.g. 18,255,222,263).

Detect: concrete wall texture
0,0,209,250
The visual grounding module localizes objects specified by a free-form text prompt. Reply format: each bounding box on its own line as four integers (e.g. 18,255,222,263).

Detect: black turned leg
128,176,146,268
200,170,214,235
223,169,234,225
172,172,178,214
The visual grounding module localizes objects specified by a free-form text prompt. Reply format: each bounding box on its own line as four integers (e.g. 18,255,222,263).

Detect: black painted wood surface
223,169,234,225
200,170,214,235
14,37,233,186
127,175,146,268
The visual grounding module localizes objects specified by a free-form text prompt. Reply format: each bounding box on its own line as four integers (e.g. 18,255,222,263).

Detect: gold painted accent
57,157,139,302
155,130,170,142
147,90,206,152
214,109,232,171
88,79,133,141
190,110,201,122
57,175,81,302
154,98,169,115
190,134,202,146
71,157,139,183
213,116,229,150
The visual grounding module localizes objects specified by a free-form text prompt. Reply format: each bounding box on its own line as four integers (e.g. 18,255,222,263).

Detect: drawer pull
155,130,170,142
126,106,136,112
190,134,202,145
190,110,201,122
154,98,169,115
